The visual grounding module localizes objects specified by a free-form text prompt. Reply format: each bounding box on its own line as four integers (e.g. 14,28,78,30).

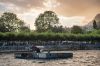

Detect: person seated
31,45,40,53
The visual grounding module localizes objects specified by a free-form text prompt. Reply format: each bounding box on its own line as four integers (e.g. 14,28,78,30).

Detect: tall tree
35,11,59,32
0,12,30,32
93,20,97,29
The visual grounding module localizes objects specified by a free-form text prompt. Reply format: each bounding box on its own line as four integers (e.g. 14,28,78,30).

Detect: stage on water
15,51,73,59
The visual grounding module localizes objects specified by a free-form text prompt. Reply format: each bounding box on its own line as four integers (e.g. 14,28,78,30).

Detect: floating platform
15,51,73,59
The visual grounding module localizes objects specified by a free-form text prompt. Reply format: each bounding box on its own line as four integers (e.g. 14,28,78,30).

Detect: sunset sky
0,0,100,29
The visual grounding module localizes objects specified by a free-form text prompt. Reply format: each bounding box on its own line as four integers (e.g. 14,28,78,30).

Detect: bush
0,32,99,42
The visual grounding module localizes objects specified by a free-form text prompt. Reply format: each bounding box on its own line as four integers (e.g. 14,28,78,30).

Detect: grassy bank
0,32,99,42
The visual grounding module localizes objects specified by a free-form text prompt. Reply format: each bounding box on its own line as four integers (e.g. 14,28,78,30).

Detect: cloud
0,3,7,12
0,0,43,9
18,12,37,29
56,0,100,21
59,16,86,27
0,0,100,17
0,0,45,14
0,0,100,29
17,8,46,29
43,0,60,9
0,2,27,13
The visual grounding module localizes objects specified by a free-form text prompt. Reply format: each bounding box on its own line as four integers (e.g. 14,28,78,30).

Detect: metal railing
0,41,100,52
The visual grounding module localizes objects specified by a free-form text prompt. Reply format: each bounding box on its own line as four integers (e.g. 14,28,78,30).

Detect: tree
51,25,66,33
17,21,30,32
0,12,30,32
19,26,30,32
93,20,97,29
35,11,59,32
71,25,83,34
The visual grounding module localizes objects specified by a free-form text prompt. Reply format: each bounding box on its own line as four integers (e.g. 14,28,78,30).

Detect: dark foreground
0,50,100,66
